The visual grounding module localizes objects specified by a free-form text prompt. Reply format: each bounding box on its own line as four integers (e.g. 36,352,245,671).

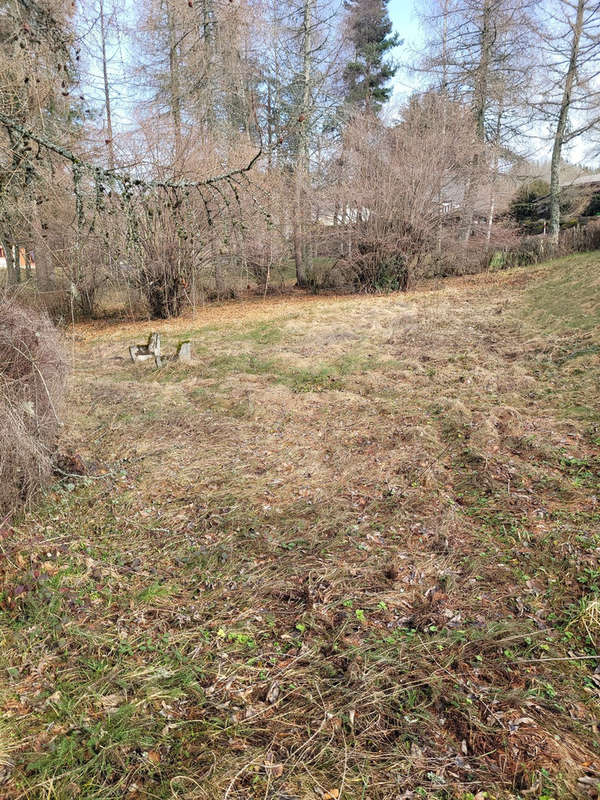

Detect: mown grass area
1,255,600,799
522,251,600,335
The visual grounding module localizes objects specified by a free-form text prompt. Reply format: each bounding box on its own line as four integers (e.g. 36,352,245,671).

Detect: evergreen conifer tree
343,0,399,113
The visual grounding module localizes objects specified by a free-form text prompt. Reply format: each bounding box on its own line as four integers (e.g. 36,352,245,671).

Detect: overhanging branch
0,111,262,193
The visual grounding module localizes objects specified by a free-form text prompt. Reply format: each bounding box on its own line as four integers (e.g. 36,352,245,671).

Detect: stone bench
129,332,162,367
175,340,192,363
129,333,192,367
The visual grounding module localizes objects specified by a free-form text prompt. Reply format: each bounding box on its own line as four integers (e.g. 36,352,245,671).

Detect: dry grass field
1,253,600,799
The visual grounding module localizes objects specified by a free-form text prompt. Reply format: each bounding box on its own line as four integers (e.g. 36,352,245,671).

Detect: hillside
1,254,599,799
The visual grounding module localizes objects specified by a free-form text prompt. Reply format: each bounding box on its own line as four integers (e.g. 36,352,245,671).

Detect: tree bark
550,0,585,244
486,98,504,244
268,0,282,168
294,0,314,287
2,240,16,286
200,0,216,132
293,173,306,285
473,0,491,142
99,0,116,170
462,0,493,242
15,245,21,283
167,0,184,167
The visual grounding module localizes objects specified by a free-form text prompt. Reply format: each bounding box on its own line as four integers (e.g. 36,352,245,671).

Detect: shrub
0,300,67,518
509,179,550,223
318,96,481,292
336,242,410,293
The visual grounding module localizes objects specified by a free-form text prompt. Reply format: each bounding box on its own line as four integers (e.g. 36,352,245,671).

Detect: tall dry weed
0,299,67,517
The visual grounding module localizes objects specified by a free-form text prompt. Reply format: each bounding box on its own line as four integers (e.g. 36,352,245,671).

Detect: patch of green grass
523,252,600,335
284,366,342,392
203,350,386,392
233,321,284,345
137,581,177,604
207,352,281,378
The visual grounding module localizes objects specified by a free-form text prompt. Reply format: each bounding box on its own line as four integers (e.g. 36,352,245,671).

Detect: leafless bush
470,219,600,272
428,224,522,276
0,299,67,517
131,208,197,318
312,94,486,292
243,201,291,294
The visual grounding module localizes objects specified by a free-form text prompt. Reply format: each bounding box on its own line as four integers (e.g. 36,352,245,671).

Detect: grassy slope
1,254,599,800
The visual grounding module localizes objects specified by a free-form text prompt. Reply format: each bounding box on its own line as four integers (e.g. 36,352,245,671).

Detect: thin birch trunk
437,0,449,253
487,98,504,244
462,0,492,242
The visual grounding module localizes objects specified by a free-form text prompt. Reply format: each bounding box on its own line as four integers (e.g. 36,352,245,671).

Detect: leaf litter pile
1,253,600,799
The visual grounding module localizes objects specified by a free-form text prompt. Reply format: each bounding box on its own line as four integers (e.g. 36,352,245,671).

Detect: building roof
571,174,600,186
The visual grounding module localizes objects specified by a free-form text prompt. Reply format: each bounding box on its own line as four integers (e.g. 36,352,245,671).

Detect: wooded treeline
1,0,600,318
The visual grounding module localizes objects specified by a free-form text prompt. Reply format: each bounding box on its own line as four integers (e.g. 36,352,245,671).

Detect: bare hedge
0,299,67,518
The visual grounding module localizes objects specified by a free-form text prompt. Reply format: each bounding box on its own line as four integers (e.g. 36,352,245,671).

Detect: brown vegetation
0,299,66,518
0,254,599,798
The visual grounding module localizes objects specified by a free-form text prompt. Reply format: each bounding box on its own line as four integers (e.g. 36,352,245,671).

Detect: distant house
532,174,600,221
571,173,600,189
317,207,371,226
316,175,515,234
0,245,35,271
568,174,600,217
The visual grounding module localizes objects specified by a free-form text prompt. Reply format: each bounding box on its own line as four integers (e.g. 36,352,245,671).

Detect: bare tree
76,0,128,169
0,0,78,288
537,0,600,242
417,0,536,240
293,0,315,286
99,0,116,169
319,92,490,292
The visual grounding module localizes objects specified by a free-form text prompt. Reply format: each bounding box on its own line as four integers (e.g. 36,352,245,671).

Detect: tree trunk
437,1,449,254
266,69,273,169
486,195,495,243
2,240,16,286
15,245,21,283
200,0,216,132
294,0,314,287
167,0,183,167
269,0,282,168
550,0,585,244
293,173,307,286
473,0,491,142
486,100,503,245
99,0,116,170
462,0,493,242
